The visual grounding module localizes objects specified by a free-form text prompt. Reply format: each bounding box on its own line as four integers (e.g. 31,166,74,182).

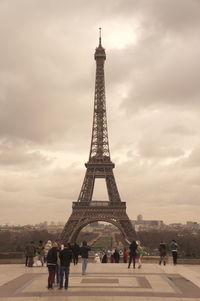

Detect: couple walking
47,242,72,289
128,240,144,269
47,240,90,289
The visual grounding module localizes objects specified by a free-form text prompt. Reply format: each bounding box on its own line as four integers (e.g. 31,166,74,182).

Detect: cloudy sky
0,0,200,225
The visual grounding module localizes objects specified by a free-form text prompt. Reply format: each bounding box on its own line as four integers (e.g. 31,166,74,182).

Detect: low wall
1,255,200,265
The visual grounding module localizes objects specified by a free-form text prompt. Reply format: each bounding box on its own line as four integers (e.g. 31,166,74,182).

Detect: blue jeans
82,258,88,274
55,264,60,284
60,266,70,288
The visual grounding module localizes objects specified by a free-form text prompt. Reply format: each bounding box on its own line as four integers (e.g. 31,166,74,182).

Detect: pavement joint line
163,274,183,295
13,273,42,296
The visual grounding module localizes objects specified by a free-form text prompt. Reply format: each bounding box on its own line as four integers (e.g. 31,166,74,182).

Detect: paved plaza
0,263,200,301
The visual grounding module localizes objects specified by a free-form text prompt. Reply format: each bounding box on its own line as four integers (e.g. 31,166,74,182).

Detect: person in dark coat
80,241,91,275
101,251,108,263
113,249,120,263
25,241,36,267
128,241,138,269
59,243,72,289
46,242,58,289
72,242,80,265
159,241,167,265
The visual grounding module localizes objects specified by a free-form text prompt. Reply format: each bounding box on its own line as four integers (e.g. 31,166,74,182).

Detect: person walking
128,241,138,269
72,242,80,265
136,241,145,269
159,241,167,265
170,239,178,265
46,242,58,289
59,243,72,289
80,241,91,275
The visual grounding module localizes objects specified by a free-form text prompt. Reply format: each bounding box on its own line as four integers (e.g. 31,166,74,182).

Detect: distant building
137,214,143,222
132,216,164,231
186,221,200,230
168,223,184,230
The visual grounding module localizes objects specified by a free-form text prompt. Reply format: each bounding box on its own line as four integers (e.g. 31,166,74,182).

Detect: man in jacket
59,243,72,289
80,241,91,275
170,240,178,265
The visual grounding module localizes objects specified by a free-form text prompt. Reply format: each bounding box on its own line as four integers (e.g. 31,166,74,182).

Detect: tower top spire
99,27,102,46
95,27,106,60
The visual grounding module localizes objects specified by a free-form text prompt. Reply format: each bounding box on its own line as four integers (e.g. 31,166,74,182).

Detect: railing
73,201,126,208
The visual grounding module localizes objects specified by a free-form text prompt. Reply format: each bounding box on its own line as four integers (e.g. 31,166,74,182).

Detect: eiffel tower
60,29,136,243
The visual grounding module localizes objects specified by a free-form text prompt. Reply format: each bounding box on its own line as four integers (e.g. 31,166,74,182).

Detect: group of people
94,249,122,263
128,239,178,268
97,239,178,268
93,242,144,268
24,240,81,268
127,240,145,269
25,240,91,289
24,238,178,290
159,239,178,265
25,240,45,267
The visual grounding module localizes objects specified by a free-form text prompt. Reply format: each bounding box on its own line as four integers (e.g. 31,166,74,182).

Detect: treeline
0,229,200,258
0,230,58,252
137,229,200,257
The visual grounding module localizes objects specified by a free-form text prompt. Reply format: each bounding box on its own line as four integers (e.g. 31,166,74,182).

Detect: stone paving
0,263,200,300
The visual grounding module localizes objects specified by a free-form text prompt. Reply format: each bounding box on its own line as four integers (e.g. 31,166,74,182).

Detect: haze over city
0,0,200,225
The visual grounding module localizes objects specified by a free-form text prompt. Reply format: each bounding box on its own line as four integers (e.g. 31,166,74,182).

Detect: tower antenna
99,27,102,46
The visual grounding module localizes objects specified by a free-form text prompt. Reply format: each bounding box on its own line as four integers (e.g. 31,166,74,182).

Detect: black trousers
128,254,136,268
73,254,79,265
172,251,177,264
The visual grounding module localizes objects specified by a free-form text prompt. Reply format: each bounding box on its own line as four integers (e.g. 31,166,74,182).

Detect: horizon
1,216,199,227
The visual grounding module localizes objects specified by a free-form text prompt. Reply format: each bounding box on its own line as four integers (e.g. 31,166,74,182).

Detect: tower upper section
88,30,112,164
94,30,106,61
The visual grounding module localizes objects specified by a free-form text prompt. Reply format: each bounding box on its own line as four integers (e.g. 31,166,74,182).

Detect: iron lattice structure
60,32,136,243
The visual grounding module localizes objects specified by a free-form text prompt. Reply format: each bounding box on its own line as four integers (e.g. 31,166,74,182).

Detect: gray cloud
0,0,199,224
